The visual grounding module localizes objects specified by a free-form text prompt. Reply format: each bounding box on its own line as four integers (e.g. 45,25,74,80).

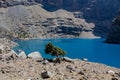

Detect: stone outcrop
0,38,18,60
41,71,54,79
2,50,18,61
18,50,27,59
106,13,120,44
62,57,74,63
28,51,43,59
0,45,18,61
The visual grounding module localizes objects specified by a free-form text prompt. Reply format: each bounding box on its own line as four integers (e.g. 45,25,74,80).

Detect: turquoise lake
13,38,120,68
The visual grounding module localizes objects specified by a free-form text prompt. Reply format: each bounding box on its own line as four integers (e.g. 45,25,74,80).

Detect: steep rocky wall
39,0,120,20
0,5,97,39
106,13,120,44
39,0,120,37
1,0,120,38
1,0,120,21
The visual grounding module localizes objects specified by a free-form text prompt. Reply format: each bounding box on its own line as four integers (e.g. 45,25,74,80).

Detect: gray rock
41,71,54,79
2,50,18,60
1,66,12,74
18,50,27,59
111,77,118,80
66,65,76,72
78,71,84,75
82,58,88,61
107,70,115,75
63,57,74,63
115,72,120,77
41,60,49,65
28,51,43,60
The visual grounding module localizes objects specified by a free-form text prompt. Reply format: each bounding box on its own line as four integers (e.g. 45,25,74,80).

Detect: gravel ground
0,58,120,80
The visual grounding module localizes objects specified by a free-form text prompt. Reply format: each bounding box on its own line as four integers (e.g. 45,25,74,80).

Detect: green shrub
45,42,66,62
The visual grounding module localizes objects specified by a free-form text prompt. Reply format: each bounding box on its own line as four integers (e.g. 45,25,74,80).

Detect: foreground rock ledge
0,58,120,80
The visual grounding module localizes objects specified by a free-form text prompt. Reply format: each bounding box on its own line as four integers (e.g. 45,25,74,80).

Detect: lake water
13,38,120,68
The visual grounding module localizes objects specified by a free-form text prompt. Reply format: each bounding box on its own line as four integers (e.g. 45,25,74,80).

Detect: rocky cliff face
38,0,120,20
1,0,120,20
0,0,120,39
39,0,120,37
106,13,120,44
0,4,98,39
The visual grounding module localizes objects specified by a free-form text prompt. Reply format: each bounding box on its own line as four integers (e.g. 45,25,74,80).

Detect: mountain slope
1,0,120,39
39,0,120,37
0,4,97,39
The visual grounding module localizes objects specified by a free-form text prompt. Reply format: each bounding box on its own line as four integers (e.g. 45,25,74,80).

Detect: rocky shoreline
0,38,120,80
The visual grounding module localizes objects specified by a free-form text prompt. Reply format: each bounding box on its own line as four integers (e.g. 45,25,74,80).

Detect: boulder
41,71,54,79
63,57,74,63
41,60,49,65
0,45,4,51
107,70,115,75
28,51,43,60
66,65,76,72
82,58,88,61
18,50,27,59
115,72,120,77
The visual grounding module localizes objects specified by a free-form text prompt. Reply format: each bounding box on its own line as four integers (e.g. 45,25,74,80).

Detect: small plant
45,42,66,63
